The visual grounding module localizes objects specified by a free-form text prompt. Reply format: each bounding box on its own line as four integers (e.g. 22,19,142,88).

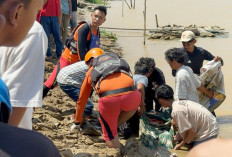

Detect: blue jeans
59,84,93,116
193,135,217,147
40,16,62,58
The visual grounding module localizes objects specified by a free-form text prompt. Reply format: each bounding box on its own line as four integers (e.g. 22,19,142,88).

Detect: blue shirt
0,78,11,123
133,74,148,87
61,0,71,15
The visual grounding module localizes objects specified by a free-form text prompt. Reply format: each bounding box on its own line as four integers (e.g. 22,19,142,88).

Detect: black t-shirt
182,46,214,75
71,0,78,11
145,67,166,112
0,123,61,157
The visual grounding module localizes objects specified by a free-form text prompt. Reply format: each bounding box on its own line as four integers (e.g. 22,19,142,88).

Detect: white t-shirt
172,100,219,142
175,65,201,103
0,21,47,107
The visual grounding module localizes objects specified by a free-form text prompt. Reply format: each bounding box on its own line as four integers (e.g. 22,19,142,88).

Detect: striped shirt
57,61,88,88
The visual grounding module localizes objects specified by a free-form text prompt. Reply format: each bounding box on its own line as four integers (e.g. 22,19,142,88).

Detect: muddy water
102,0,232,139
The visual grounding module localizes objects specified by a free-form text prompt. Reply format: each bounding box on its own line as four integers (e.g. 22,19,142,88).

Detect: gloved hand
70,122,81,131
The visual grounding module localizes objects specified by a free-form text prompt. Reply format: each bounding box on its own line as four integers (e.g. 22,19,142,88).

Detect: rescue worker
43,6,107,98
73,48,141,150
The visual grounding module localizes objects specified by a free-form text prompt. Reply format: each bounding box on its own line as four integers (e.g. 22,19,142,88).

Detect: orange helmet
85,48,104,63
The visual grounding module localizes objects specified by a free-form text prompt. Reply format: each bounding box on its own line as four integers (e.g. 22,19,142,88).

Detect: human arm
203,49,223,65
197,85,214,98
214,56,224,65
74,68,93,123
172,108,195,150
175,76,188,100
152,67,166,86
0,22,47,126
77,24,91,60
68,0,72,19
136,83,146,115
1,22,47,107
174,128,196,150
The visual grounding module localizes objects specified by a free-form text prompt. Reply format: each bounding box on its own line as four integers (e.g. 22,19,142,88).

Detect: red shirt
41,0,61,17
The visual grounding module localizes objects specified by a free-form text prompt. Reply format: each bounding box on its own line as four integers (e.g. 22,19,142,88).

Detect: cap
180,30,195,42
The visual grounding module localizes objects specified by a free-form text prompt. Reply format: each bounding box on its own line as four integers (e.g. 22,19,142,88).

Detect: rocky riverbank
33,1,183,157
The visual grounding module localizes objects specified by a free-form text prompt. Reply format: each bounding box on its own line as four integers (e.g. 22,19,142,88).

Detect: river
102,0,232,139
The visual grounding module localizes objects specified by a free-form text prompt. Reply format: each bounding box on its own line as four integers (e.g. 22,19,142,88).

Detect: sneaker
118,121,132,139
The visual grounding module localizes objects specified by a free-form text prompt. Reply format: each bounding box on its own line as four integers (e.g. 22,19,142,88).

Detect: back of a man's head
0,0,39,47
165,48,189,64
134,62,150,75
94,6,107,16
138,57,156,72
155,84,174,100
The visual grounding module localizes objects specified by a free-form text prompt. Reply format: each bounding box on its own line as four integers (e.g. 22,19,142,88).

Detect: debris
148,24,228,40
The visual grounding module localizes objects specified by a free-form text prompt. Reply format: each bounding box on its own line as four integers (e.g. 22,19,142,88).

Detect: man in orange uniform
73,48,141,150
43,6,107,97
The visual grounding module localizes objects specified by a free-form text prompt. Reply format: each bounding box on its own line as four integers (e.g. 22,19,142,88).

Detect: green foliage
85,0,104,4
100,29,118,41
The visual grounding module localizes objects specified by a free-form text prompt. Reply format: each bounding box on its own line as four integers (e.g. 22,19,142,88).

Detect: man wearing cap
180,30,222,75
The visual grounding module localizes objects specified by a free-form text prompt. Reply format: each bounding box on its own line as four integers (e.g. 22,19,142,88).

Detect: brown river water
102,0,232,139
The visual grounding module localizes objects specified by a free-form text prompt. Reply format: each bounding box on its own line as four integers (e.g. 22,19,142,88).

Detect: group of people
0,0,229,157
38,0,78,59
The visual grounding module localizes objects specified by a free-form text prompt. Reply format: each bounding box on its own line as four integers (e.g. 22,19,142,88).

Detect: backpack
64,20,91,52
90,52,132,90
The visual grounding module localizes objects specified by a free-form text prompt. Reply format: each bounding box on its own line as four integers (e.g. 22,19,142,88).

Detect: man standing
0,21,47,129
180,30,222,75
165,48,213,102
0,0,47,129
70,0,78,32
60,0,72,46
155,85,219,150
43,6,107,98
40,0,63,59
0,0,61,156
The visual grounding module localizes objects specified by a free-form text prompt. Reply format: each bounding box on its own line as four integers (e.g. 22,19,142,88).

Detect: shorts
98,90,141,141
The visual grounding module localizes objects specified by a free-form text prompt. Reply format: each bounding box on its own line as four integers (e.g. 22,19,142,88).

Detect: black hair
94,6,107,16
155,84,174,100
137,57,156,72
165,48,189,64
134,61,150,75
